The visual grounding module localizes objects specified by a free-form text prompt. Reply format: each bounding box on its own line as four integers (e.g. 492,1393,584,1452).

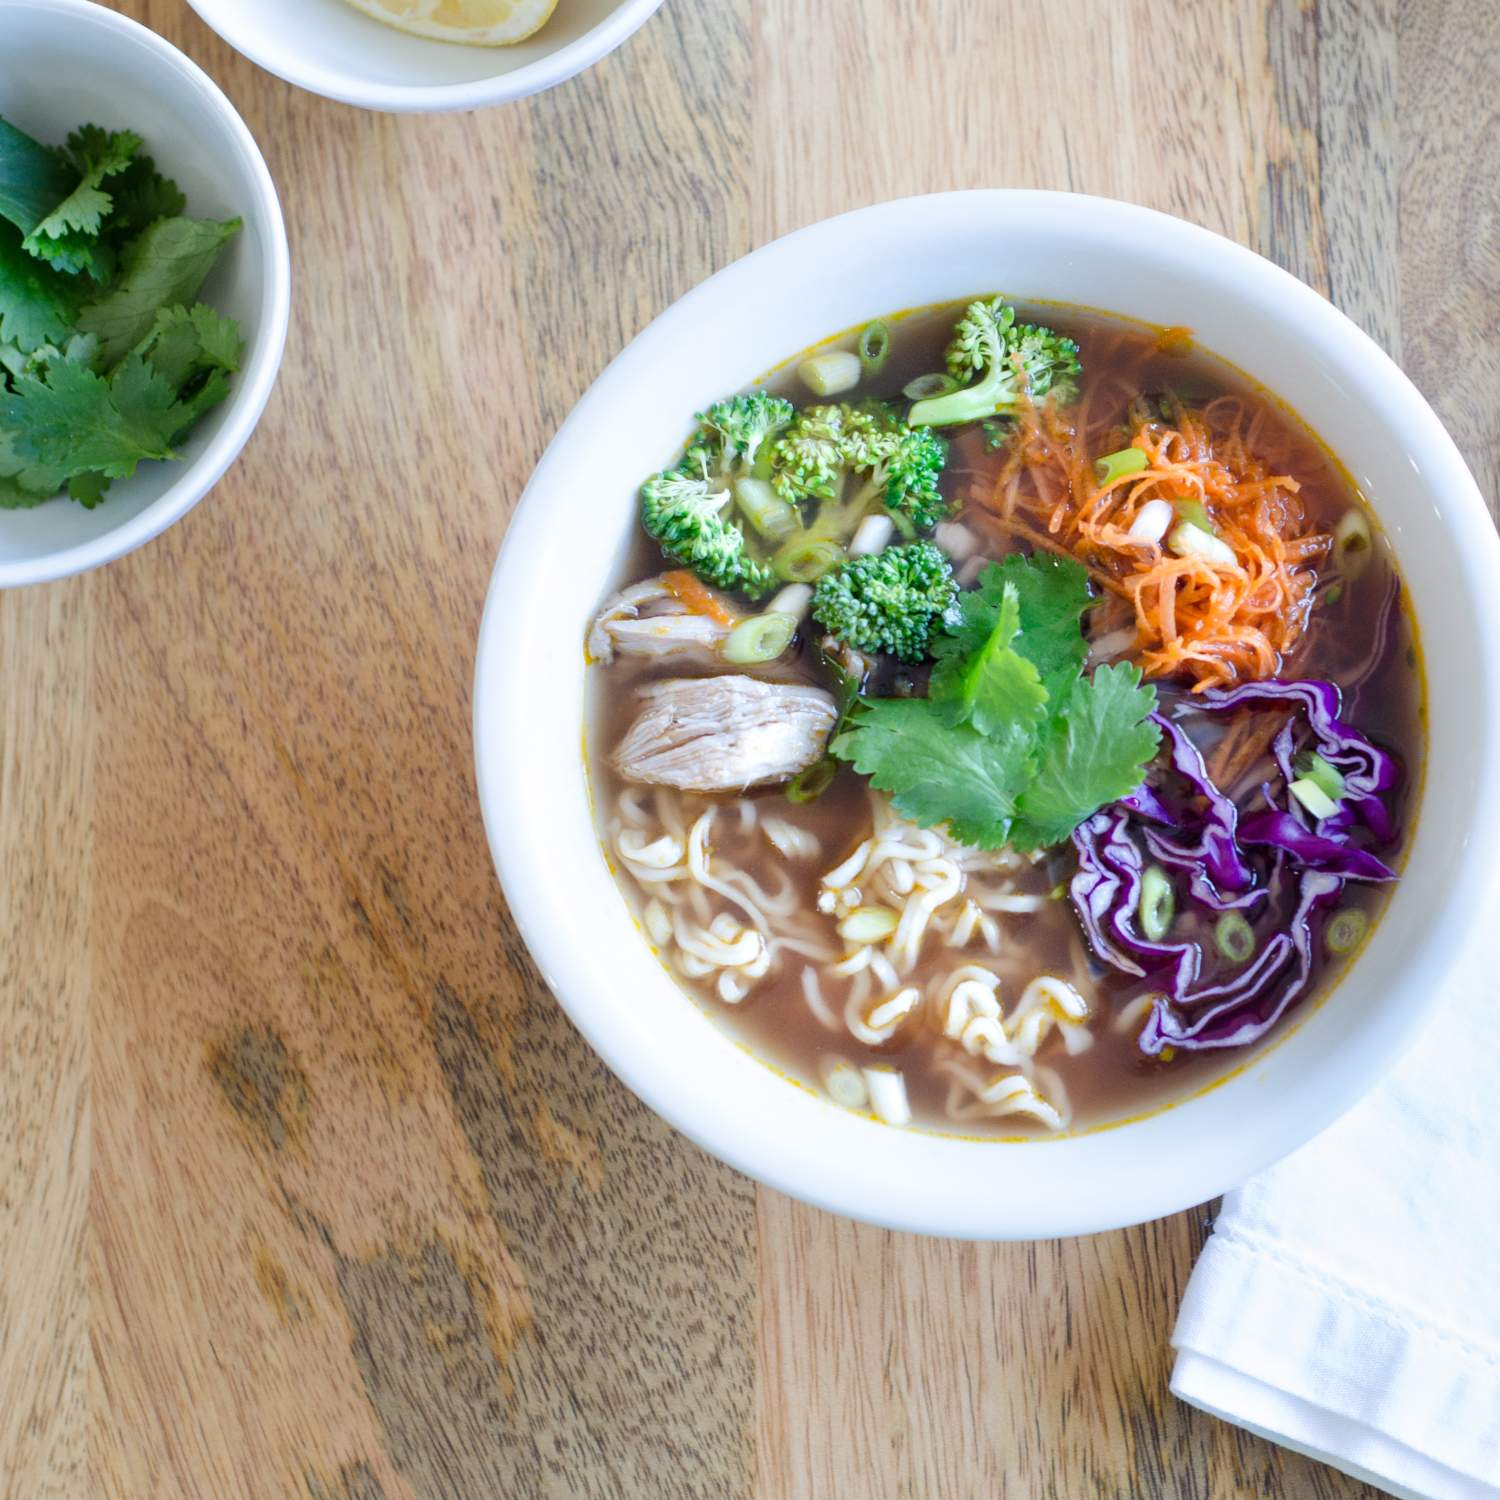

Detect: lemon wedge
341,0,559,46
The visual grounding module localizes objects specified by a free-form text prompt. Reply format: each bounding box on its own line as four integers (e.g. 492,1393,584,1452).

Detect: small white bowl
184,0,668,114
0,0,289,589
474,190,1500,1239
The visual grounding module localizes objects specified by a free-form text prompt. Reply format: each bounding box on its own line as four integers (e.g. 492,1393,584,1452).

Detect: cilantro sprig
831,553,1161,850
0,115,241,510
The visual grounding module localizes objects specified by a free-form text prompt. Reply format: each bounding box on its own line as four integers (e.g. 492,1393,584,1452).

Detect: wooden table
4,0,1496,1494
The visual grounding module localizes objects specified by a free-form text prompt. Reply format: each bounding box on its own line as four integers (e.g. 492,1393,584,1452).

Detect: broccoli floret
637,393,794,597
880,424,948,530
908,298,1081,428
640,466,776,598
699,392,794,470
810,541,959,662
837,400,903,468
636,390,950,603
769,400,951,534
771,404,848,502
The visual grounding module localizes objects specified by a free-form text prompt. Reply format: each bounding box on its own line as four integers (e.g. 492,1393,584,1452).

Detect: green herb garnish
831,552,1161,850
0,117,242,510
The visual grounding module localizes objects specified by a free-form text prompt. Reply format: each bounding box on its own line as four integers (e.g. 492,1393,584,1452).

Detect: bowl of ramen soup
474,190,1500,1239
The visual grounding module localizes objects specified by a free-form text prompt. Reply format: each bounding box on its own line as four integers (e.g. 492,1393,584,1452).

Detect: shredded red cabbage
1194,677,1400,840
1237,810,1397,882
1069,678,1400,1054
1138,714,1260,909
1136,870,1343,1052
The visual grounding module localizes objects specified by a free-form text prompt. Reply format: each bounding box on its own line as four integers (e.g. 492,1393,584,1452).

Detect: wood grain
1399,0,1500,519
1320,0,1401,357
755,1196,1384,1500
1,0,1492,1494
84,2,757,1497
0,577,92,1500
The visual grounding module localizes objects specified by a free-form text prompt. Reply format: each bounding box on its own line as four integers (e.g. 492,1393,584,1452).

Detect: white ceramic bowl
185,0,667,114
0,0,290,589
473,190,1500,1239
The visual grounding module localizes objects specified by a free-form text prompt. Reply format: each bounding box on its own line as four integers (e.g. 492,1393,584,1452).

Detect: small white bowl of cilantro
0,0,290,588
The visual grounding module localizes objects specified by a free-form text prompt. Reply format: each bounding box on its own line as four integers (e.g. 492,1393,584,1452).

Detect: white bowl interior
0,0,288,587
474,191,1500,1239
185,0,666,112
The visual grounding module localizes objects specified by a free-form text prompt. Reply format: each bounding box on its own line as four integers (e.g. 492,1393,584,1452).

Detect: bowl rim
182,0,669,114
0,0,291,590
473,188,1500,1238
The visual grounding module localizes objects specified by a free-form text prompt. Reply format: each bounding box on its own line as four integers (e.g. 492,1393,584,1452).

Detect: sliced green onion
721,611,797,664
858,320,891,375
1215,912,1256,964
1168,520,1237,568
1172,498,1217,535
798,350,861,396
1325,907,1368,955
1323,583,1343,606
1127,498,1174,544
848,513,894,558
773,535,845,583
1094,446,1148,485
838,906,900,944
824,1062,868,1108
902,372,960,402
1295,752,1347,802
1334,507,1373,575
1138,865,1175,941
786,757,836,803
1289,776,1340,821
733,476,799,543
767,582,813,621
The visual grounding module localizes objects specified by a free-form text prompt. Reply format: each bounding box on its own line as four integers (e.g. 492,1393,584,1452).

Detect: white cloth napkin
1170,881,1500,1500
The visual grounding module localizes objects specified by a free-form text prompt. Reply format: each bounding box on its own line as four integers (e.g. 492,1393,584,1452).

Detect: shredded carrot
971,393,1331,690
660,570,740,628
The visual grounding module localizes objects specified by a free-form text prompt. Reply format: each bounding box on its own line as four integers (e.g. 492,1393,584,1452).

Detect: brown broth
585,302,1425,1138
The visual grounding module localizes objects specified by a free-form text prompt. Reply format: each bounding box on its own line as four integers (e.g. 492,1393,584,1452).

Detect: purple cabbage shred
1070,678,1400,1055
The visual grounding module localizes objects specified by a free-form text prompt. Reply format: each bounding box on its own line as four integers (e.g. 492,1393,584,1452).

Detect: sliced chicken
616,675,838,792
588,579,731,664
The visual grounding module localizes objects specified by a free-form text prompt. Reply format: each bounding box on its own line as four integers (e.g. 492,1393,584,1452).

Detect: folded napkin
1170,881,1500,1500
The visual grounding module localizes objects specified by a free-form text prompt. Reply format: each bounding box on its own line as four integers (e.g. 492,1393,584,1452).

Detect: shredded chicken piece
616,675,837,792
588,579,730,663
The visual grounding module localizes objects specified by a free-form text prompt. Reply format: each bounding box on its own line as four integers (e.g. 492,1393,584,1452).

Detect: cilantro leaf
102,153,186,237
833,556,1158,851
58,125,140,182
0,352,187,482
168,368,232,436
929,580,1049,738
0,119,237,512
0,423,67,500
0,219,85,351
989,551,1092,693
935,552,1093,699
833,698,1038,847
1011,662,1160,850
0,116,75,237
135,303,243,389
75,215,240,366
67,470,111,509
22,128,142,279
0,474,50,509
